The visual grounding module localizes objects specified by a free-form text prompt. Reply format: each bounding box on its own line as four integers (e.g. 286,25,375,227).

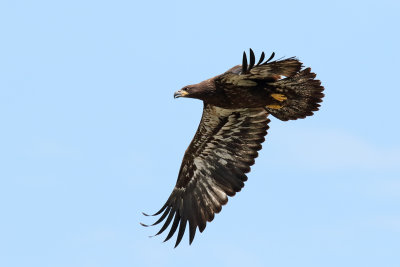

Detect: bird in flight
141,49,324,247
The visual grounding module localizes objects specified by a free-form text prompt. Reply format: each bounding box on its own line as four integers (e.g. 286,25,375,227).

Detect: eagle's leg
271,93,287,102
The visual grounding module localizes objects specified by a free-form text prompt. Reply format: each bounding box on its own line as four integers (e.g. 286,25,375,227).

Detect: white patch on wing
193,159,213,179
211,183,228,203
218,158,228,165
200,179,219,209
215,149,235,161
194,157,206,170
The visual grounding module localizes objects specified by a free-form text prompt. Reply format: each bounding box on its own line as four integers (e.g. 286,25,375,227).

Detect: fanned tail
265,68,324,121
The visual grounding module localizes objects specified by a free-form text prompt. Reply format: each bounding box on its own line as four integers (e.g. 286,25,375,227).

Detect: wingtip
242,51,248,74
140,222,149,227
174,234,184,248
142,203,168,217
263,52,275,65
249,48,255,71
149,232,160,238
189,236,195,245
256,51,265,66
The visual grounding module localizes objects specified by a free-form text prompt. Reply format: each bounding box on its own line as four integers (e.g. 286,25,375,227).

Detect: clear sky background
1,1,399,266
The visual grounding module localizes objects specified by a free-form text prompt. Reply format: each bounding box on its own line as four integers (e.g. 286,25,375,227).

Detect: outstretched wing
219,49,303,86
142,104,270,247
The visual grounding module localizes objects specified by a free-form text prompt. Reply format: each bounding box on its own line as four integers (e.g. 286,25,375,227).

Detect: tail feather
265,68,324,121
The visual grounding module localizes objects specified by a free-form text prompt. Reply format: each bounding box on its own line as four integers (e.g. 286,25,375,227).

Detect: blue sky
1,0,399,266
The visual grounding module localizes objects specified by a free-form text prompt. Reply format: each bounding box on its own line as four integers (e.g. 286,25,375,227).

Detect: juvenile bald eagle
141,49,324,247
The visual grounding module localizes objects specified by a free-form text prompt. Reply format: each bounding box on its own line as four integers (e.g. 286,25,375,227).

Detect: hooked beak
174,90,189,99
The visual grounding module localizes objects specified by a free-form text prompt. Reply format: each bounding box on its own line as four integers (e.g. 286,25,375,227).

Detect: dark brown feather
155,209,175,236
175,217,187,248
249,48,255,71
256,51,265,66
264,52,275,64
242,51,248,74
163,211,180,242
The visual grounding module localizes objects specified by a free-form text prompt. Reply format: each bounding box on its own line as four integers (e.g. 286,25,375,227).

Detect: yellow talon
266,104,283,109
271,93,287,102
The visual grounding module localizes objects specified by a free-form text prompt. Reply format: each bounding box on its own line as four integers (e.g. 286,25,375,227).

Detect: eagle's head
174,78,216,101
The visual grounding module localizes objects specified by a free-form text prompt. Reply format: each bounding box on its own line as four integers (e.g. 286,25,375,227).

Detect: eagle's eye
183,87,188,91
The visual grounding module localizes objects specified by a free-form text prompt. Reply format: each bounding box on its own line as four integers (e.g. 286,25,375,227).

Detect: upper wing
218,49,303,86
142,104,270,247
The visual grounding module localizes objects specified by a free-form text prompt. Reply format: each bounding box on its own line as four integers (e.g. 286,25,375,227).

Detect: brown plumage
142,49,324,247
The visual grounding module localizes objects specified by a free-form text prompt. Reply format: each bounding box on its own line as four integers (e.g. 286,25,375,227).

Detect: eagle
141,49,324,247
